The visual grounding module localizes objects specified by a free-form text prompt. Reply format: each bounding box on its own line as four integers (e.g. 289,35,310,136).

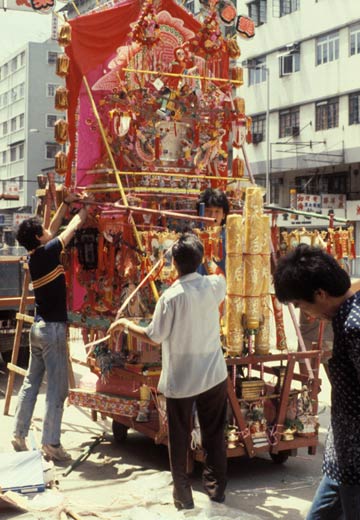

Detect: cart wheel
270,451,289,464
112,420,128,443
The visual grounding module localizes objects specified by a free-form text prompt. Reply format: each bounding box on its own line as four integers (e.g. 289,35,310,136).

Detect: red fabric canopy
64,0,201,184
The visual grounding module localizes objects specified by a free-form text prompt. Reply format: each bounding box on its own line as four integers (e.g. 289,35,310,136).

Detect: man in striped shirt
12,191,90,461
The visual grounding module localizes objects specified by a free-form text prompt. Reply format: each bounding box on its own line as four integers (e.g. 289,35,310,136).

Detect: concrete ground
0,316,331,520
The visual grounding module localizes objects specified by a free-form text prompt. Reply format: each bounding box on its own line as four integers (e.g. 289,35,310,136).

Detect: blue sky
0,9,52,60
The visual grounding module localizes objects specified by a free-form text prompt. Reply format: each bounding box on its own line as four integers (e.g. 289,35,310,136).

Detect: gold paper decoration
54,151,68,176
230,67,243,83
233,97,245,114
232,157,244,178
58,23,72,47
56,54,70,77
54,119,69,145
55,86,69,111
243,187,264,330
225,214,244,356
226,38,241,59
255,295,271,355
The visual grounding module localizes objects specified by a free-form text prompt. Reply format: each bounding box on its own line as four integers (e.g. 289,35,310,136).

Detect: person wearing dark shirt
13,191,90,461
274,244,360,520
196,188,229,275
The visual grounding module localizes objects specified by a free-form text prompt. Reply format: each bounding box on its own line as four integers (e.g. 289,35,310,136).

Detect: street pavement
0,312,331,520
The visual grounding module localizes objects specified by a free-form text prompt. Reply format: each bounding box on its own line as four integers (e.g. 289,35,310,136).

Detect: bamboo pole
123,67,243,86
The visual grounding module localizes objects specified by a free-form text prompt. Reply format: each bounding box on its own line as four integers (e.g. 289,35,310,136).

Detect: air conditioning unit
252,132,263,144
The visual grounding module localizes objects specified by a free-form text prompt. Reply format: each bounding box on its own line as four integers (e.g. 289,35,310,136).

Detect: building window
10,147,17,162
279,48,300,76
11,88,17,102
248,0,267,27
295,173,347,194
2,121,8,136
19,113,25,128
11,57,17,73
251,114,266,143
47,83,59,97
184,0,195,14
46,114,57,128
279,107,300,137
11,117,16,132
316,31,339,65
48,51,58,64
3,92,8,106
3,63,8,77
20,51,25,66
248,56,267,85
46,143,61,159
350,23,360,56
280,0,299,16
349,92,360,125
2,151,6,164
19,83,25,98
316,97,339,130
19,143,24,160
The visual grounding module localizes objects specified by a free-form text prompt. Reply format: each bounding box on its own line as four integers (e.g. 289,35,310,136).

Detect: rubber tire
270,451,290,464
112,420,128,443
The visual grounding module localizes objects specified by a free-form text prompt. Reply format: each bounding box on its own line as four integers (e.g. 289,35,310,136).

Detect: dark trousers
166,379,228,503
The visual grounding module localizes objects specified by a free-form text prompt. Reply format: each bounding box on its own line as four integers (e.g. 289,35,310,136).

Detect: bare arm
59,206,88,248
47,191,82,237
108,317,159,347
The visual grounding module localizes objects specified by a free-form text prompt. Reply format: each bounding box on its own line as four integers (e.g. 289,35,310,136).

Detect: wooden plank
16,313,34,324
0,297,34,308
4,267,31,415
7,363,27,377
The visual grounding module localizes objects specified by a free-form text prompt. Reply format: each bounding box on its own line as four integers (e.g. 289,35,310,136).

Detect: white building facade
0,39,63,232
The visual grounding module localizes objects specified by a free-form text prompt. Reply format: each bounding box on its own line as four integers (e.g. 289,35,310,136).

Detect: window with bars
47,83,59,97
251,114,266,142
279,107,300,137
11,57,17,73
350,24,360,56
48,51,58,64
248,0,267,27
248,56,267,86
279,51,300,76
316,32,339,65
315,98,339,130
46,143,61,159
295,173,347,194
46,114,58,128
279,0,299,16
349,92,360,125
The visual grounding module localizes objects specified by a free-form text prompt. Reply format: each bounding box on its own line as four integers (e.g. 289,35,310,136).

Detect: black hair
172,232,204,275
16,217,44,251
274,244,351,303
196,188,230,224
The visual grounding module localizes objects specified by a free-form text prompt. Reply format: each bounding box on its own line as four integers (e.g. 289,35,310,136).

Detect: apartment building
0,39,64,221
238,0,360,214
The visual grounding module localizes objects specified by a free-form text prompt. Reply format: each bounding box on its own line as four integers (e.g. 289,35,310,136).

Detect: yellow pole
123,67,243,86
82,75,159,301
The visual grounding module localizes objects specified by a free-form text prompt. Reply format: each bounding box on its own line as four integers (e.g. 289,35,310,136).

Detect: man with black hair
197,188,229,275
108,232,228,510
13,191,90,461
274,244,360,519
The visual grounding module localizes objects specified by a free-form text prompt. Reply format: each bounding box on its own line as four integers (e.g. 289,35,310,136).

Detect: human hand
63,189,81,205
80,191,95,207
107,318,129,336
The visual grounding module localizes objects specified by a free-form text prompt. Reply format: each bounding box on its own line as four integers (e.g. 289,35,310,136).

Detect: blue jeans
307,475,360,520
14,321,69,445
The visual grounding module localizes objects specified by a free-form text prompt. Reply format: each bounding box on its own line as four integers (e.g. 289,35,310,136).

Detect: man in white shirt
108,232,228,510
